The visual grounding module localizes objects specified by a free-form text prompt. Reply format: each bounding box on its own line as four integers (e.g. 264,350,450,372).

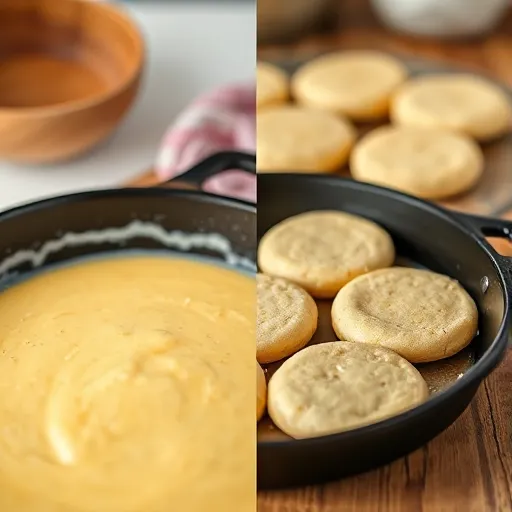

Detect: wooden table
257,7,512,512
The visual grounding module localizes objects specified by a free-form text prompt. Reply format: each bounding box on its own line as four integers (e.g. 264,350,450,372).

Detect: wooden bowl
0,0,144,164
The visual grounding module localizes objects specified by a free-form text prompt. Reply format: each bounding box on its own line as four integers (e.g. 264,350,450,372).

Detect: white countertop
0,2,255,211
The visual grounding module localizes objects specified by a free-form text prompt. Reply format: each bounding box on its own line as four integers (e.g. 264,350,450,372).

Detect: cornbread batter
0,256,255,512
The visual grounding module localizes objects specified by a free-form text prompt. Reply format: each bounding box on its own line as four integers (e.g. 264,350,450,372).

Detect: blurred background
258,0,512,79
0,0,255,209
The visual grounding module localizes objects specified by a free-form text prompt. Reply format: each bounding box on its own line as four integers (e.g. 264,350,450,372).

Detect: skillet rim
257,173,510,449
0,186,256,222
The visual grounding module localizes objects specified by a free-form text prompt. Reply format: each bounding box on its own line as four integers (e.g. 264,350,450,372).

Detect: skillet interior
0,188,256,276
257,174,509,489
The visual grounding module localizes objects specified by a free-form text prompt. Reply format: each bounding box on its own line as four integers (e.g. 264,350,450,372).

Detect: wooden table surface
256,6,512,512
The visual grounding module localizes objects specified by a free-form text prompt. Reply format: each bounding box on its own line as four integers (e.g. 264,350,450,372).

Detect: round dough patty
350,125,484,199
257,274,318,363
292,50,408,121
391,74,512,141
258,211,395,299
257,106,356,173
257,62,289,109
332,267,478,363
257,363,267,421
268,341,429,438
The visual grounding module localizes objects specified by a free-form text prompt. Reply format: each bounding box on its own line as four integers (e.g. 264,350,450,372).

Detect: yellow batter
0,256,255,512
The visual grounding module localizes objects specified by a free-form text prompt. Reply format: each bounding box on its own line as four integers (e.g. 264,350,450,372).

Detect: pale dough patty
257,363,267,421
350,125,484,199
292,50,408,121
332,267,478,363
258,211,395,299
257,62,289,109
391,74,512,141
257,106,355,173
257,274,318,364
268,341,429,438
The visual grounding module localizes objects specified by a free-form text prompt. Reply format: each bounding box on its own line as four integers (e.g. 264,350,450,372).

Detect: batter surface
0,256,255,512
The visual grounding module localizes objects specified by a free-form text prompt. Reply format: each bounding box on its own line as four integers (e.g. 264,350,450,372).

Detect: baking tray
264,53,512,217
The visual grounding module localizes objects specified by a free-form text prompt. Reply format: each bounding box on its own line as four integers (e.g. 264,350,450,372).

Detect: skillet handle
454,212,512,240
165,151,256,189
453,211,512,304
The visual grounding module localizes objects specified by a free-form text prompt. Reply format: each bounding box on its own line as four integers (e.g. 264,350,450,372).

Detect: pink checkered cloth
155,83,256,203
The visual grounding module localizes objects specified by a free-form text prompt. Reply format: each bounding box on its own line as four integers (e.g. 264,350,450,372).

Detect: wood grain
257,6,512,512
0,0,143,164
128,167,160,187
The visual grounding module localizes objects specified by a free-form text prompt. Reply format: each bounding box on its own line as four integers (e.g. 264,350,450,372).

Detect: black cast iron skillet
0,150,256,293
257,173,512,490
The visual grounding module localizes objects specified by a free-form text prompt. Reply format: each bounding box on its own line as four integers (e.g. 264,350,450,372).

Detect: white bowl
371,0,510,38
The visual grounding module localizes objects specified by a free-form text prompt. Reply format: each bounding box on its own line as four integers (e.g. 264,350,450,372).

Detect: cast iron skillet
0,150,256,292
257,173,512,490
